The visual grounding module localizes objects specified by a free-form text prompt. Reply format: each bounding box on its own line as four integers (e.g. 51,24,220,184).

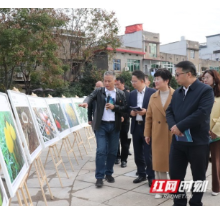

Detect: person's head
153,69,172,91
175,61,197,86
198,75,203,82
202,69,220,97
95,81,104,89
103,71,116,90
115,77,125,90
131,70,145,91
145,75,151,87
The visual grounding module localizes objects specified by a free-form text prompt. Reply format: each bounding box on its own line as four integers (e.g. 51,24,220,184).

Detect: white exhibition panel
0,175,9,206
0,93,29,197
7,90,42,164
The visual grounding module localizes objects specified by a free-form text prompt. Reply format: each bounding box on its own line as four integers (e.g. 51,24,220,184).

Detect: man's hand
171,125,183,136
88,121,92,125
121,117,124,122
130,110,137,117
79,103,88,108
145,137,151,145
137,108,146,116
105,103,114,110
209,130,217,139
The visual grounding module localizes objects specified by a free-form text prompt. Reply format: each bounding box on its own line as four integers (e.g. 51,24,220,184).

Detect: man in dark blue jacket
166,61,214,206
129,70,156,186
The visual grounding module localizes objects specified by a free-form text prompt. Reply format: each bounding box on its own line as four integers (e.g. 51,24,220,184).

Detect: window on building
149,43,157,58
190,50,195,59
113,59,121,71
127,59,140,71
145,44,147,52
161,62,174,73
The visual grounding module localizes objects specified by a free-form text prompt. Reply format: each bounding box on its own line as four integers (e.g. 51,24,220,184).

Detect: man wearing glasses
166,61,214,206
129,70,156,186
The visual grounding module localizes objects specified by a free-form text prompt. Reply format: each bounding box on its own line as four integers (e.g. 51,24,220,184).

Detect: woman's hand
145,137,151,145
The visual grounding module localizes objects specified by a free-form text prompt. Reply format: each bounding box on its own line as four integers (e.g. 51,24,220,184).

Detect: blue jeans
95,121,120,179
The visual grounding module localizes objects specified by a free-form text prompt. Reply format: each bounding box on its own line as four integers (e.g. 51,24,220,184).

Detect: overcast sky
105,8,220,44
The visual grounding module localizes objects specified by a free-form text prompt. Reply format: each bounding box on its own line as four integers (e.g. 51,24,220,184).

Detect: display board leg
33,152,53,206
44,143,69,188
84,126,96,151
65,136,79,165
14,173,33,206
76,130,88,155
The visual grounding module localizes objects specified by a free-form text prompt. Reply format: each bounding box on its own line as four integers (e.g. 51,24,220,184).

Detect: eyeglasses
175,72,186,77
153,78,163,82
130,81,138,84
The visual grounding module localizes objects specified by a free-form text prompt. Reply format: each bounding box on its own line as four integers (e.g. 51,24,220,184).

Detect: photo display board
72,98,89,127
0,93,29,197
59,98,81,132
0,175,9,206
27,96,60,148
45,98,71,138
7,90,42,164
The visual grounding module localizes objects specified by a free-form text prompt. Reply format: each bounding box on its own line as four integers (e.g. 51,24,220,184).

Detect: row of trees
0,8,121,95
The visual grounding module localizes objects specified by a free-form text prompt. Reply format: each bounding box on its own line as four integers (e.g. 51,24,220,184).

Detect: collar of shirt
183,85,191,95
105,88,116,93
137,87,146,94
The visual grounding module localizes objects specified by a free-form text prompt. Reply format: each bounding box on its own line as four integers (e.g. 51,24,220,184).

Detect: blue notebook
175,129,193,142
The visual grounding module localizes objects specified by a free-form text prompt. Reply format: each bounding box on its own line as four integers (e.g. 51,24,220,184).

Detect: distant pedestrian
79,71,127,188
166,61,214,206
144,69,174,199
202,69,220,196
115,77,130,167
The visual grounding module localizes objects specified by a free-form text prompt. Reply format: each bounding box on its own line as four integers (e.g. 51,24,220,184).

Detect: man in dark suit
166,61,214,206
129,70,156,186
115,77,130,167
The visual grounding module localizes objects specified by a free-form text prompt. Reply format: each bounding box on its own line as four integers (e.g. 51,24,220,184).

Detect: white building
199,34,220,62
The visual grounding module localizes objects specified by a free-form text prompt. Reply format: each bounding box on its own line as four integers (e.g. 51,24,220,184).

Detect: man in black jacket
79,71,127,188
115,77,130,167
166,61,214,206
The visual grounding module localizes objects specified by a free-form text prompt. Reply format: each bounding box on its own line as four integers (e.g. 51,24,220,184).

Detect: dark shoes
133,176,146,183
121,161,127,168
105,175,115,183
96,179,103,188
115,158,120,164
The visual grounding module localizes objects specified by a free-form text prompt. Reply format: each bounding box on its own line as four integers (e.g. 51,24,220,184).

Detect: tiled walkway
10,129,220,206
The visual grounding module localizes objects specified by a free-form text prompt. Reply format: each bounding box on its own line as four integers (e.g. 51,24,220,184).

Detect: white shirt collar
137,87,146,94
105,88,116,93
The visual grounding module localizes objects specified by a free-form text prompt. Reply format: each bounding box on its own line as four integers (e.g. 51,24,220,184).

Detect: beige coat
210,96,220,137
144,87,175,172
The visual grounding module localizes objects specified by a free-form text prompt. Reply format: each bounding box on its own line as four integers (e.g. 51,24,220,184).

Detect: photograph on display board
0,176,9,206
48,103,69,132
27,96,60,148
7,90,42,164
72,98,88,126
0,93,29,197
16,107,40,154
62,102,79,128
32,107,57,142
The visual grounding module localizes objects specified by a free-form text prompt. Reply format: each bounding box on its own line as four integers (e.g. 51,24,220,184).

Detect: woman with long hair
202,69,220,196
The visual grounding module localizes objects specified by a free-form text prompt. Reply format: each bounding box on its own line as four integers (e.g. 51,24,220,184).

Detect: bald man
95,81,104,89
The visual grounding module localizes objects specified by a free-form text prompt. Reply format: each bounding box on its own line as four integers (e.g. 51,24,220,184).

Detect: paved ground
9,128,220,206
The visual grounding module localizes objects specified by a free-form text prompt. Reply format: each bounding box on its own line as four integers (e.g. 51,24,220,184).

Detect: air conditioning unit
124,66,129,71
16,72,23,78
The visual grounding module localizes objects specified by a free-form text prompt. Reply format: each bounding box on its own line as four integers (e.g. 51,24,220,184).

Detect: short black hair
175,61,197,76
132,70,145,81
145,74,149,80
154,69,172,85
116,77,125,84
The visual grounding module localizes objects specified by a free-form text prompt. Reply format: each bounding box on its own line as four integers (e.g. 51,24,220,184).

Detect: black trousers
132,123,154,179
117,129,131,162
169,142,209,206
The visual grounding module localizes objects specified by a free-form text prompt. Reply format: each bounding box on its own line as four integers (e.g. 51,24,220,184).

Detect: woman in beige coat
144,69,174,199
202,69,220,196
